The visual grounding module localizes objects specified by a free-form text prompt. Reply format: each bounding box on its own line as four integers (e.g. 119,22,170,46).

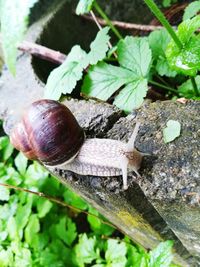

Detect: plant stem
190,77,200,96
0,182,115,228
149,80,179,95
93,1,123,40
144,0,183,49
155,74,171,87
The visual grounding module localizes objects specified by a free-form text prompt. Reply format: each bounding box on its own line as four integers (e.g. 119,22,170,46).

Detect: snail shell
10,99,85,166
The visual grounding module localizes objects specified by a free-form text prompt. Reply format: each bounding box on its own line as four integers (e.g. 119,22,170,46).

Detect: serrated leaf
0,186,10,201
75,233,98,264
82,37,151,112
117,36,152,77
126,244,149,267
13,247,32,267
0,248,13,267
1,0,38,75
87,27,110,65
76,0,95,15
149,29,177,77
149,241,174,267
82,61,137,100
45,27,110,100
15,195,33,235
105,239,127,266
14,152,28,175
183,1,200,21
163,120,181,143
155,58,177,77
56,217,77,246
166,15,200,76
36,198,53,218
178,76,200,99
45,45,88,100
87,207,114,236
7,216,18,240
114,79,148,112
25,214,40,246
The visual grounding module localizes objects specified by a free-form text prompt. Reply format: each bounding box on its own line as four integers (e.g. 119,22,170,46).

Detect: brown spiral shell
10,99,85,166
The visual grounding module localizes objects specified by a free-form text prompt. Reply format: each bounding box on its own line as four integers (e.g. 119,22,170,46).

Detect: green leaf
13,247,32,267
45,45,88,100
105,239,127,266
183,1,200,21
0,186,10,201
76,0,95,15
0,136,14,161
113,79,148,112
15,195,33,235
14,152,28,175
75,233,98,265
82,36,151,112
162,0,174,8
25,214,40,246
36,198,53,218
25,161,49,186
0,231,8,242
82,61,136,100
0,248,13,267
87,207,114,236
56,217,77,246
0,137,9,150
63,189,88,210
1,0,38,75
163,120,181,143
126,244,149,267
149,29,177,77
45,27,110,100
149,240,174,267
87,27,110,65
166,15,200,76
178,76,200,99
117,36,152,77
7,216,18,240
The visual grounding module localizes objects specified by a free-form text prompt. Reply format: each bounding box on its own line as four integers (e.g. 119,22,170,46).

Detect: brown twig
18,40,67,64
0,182,115,228
81,14,164,31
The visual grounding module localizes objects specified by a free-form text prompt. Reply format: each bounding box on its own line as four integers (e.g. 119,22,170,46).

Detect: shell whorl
10,99,85,166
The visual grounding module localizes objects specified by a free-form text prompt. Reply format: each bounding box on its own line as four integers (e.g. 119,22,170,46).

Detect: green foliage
2,0,200,110
76,0,95,15
0,0,39,75
149,240,174,267
44,27,110,100
163,120,181,143
0,133,177,267
166,15,200,76
178,76,200,99
162,0,177,8
82,36,152,112
149,29,177,77
183,1,200,21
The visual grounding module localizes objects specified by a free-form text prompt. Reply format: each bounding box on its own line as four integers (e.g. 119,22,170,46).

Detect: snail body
10,99,143,190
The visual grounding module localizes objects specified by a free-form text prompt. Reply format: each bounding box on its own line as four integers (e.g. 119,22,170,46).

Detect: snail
10,99,143,190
